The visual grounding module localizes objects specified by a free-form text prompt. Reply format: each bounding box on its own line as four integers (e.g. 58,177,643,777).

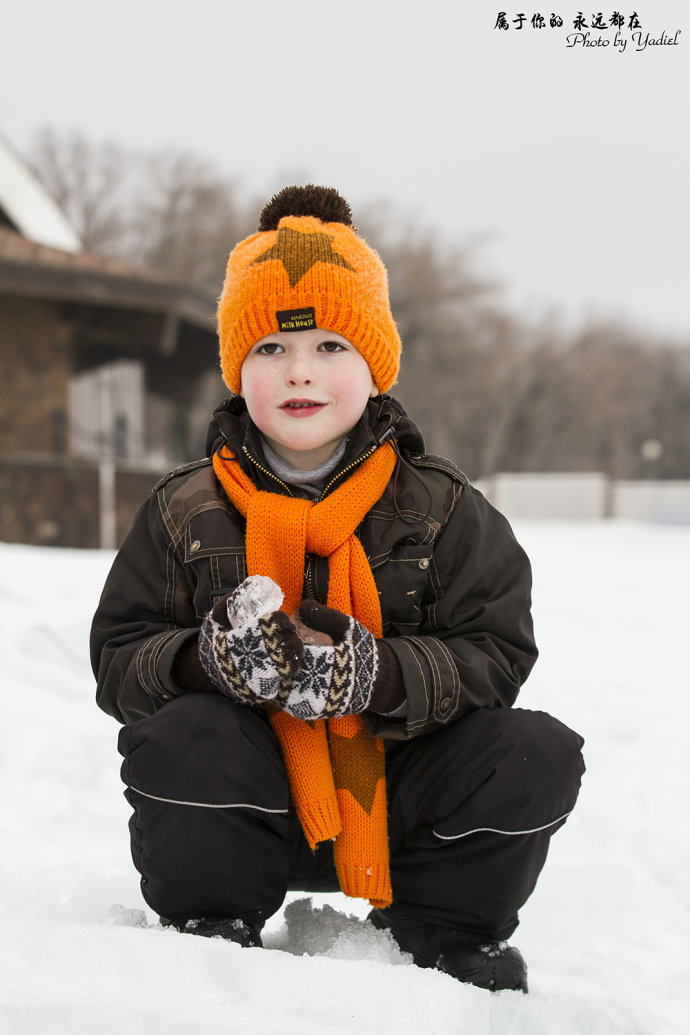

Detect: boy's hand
198,592,303,707
288,608,334,647
275,600,379,720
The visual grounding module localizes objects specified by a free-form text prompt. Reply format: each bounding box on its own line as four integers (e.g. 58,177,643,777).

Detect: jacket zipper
318,424,395,500
305,556,315,599
241,423,395,502
318,444,377,500
241,446,296,497
243,430,394,598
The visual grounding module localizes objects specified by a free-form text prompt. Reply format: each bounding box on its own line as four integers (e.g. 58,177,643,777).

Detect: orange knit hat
217,186,401,396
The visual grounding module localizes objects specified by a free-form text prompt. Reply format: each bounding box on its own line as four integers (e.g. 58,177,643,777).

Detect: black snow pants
118,694,585,942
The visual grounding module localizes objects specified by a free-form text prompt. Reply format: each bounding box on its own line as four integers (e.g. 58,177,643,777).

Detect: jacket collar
206,394,426,497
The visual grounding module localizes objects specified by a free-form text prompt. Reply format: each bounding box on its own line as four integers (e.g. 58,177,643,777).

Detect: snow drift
1,522,688,1033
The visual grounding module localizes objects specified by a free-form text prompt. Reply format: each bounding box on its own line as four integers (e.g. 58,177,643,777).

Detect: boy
91,185,584,993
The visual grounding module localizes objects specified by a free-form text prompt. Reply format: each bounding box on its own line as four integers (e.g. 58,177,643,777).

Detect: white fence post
99,459,117,550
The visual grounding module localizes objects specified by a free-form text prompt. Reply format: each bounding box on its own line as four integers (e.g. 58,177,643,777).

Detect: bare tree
28,128,257,293
26,130,690,479
133,150,257,292
359,207,507,467
29,127,130,253
471,321,690,480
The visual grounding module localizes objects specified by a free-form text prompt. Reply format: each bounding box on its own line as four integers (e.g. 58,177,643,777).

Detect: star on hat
252,226,355,288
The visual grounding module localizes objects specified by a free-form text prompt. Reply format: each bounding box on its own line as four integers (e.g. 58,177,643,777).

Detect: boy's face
240,327,377,471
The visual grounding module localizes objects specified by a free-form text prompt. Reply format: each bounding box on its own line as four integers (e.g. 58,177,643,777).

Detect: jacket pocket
373,544,432,635
183,513,247,619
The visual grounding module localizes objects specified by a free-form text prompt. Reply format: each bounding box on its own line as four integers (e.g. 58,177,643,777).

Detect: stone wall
0,456,166,549
0,295,72,455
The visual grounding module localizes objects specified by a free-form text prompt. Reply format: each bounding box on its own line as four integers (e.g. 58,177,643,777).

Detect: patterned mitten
198,576,303,706
276,600,379,721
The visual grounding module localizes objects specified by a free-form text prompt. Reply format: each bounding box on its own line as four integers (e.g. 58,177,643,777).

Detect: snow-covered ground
1,522,688,1034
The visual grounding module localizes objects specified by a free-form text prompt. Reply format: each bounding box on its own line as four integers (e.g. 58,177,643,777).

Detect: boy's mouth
281,399,325,414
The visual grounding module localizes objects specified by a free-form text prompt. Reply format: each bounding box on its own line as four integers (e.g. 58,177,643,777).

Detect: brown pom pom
258,185,354,232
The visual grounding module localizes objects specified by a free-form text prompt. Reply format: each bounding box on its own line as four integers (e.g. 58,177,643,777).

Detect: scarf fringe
295,798,342,852
269,712,342,849
337,861,393,909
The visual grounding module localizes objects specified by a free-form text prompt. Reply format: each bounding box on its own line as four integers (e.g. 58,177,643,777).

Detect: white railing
475,473,690,525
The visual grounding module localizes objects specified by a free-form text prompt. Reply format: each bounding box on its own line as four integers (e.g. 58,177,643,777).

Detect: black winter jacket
91,395,537,738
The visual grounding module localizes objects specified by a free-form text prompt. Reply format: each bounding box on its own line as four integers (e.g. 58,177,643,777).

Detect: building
0,134,223,548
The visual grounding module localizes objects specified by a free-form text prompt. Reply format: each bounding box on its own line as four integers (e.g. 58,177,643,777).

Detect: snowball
225,575,284,628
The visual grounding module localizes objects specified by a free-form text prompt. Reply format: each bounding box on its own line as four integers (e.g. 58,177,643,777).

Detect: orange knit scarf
212,441,396,908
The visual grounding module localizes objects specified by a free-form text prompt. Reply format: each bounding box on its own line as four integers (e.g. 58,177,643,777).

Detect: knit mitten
276,600,379,721
198,579,303,706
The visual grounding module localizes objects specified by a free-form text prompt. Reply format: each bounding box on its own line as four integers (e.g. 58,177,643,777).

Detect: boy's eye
319,340,346,353
256,342,283,355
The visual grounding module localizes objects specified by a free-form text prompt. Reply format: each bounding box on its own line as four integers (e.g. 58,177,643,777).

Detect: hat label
276,307,317,332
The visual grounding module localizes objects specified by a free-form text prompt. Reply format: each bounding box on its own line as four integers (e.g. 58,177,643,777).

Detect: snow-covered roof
0,226,215,331
0,133,82,253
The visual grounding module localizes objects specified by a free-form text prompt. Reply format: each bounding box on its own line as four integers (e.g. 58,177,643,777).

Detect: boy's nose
285,355,313,385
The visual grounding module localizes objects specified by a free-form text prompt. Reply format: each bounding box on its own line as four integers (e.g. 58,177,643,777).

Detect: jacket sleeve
90,493,200,725
367,485,538,741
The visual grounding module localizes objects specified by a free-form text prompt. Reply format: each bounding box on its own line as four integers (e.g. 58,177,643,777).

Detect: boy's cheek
240,373,271,417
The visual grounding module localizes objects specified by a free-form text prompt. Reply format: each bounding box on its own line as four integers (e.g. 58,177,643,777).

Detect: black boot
369,909,528,993
161,915,263,947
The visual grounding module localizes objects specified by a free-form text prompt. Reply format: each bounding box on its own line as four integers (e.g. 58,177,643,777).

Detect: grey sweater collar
261,438,347,498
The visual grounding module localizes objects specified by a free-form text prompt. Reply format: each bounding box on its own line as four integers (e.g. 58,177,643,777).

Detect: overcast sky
2,0,688,339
